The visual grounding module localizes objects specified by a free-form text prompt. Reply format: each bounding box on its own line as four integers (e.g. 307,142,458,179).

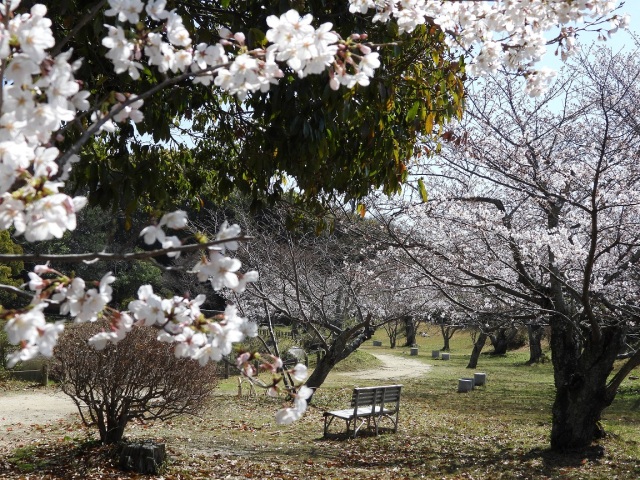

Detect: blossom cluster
348,0,628,95
192,221,259,293
6,265,116,367
0,3,89,241
235,353,312,422
4,214,255,362
101,2,382,100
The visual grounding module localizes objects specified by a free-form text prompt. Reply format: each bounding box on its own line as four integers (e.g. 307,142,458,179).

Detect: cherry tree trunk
305,350,340,392
549,318,623,450
305,325,373,394
526,325,545,364
440,325,460,351
489,327,517,355
403,316,416,347
441,328,451,351
467,332,487,369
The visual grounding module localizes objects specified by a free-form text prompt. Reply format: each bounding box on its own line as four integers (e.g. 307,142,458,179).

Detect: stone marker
372,340,382,347
431,350,440,359
441,352,450,360
474,372,487,386
119,441,166,474
458,379,473,393
462,377,475,389
410,347,419,356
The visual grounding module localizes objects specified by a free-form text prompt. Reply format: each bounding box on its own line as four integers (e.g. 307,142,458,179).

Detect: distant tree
383,317,403,349
0,232,25,311
53,322,219,444
489,326,524,355
402,316,419,347
208,201,427,390
467,328,488,370
526,323,547,364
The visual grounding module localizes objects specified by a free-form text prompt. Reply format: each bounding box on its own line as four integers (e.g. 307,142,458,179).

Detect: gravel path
337,352,432,380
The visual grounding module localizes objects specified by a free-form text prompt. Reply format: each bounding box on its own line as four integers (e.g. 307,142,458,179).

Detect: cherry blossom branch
0,235,252,263
57,69,210,166
0,284,33,298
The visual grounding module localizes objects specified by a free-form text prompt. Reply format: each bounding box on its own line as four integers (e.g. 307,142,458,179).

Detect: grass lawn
1,326,639,479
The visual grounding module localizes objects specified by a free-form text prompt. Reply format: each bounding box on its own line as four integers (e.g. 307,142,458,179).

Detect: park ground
0,327,639,479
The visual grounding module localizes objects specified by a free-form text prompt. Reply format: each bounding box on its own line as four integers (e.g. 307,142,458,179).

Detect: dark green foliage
46,1,464,215
0,231,24,310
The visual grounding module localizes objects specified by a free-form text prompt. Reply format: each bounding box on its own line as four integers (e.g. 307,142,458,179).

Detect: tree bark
305,322,374,393
467,332,487,369
526,324,545,364
305,349,340,392
549,318,624,450
403,316,416,347
104,413,128,444
489,327,518,355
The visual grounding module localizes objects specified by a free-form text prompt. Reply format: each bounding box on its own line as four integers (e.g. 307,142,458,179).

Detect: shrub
52,322,219,444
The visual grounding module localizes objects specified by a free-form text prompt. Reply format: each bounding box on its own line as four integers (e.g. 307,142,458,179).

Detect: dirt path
337,352,431,380
0,389,78,450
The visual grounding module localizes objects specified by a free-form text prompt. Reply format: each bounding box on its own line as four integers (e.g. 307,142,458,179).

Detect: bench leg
324,415,336,438
324,415,355,439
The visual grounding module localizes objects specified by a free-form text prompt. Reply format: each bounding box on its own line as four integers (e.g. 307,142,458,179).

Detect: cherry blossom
275,385,314,425
194,250,243,290
105,0,145,24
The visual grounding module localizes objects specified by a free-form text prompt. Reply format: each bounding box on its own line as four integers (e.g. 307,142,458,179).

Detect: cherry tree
0,0,629,432
370,46,640,450
212,202,429,391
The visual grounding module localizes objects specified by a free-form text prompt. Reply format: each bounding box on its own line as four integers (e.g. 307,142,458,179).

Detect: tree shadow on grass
524,445,605,469
309,433,629,479
0,439,121,479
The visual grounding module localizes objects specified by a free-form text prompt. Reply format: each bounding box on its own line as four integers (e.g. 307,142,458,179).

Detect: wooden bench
323,385,402,438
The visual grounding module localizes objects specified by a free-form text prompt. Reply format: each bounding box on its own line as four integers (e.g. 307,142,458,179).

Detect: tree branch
0,236,252,264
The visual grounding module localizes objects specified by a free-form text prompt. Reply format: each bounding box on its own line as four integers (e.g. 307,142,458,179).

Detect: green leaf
248,28,267,48
418,178,428,203
406,101,420,123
